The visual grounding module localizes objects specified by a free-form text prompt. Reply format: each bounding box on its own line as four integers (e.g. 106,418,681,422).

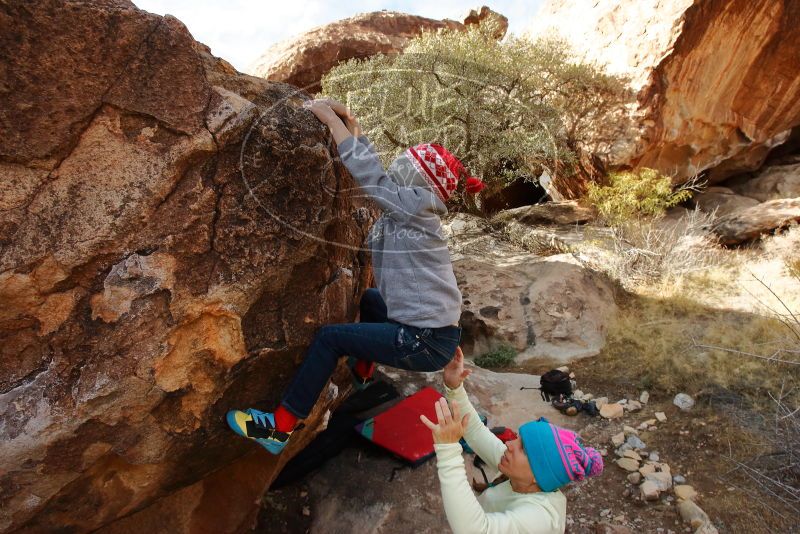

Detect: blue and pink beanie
518,417,604,492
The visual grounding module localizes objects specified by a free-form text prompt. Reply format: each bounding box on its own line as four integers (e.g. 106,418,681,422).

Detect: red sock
354,360,375,379
274,405,298,432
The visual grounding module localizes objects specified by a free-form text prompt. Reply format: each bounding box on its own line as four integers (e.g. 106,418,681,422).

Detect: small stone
616,443,632,456
659,463,672,474
626,435,646,450
616,458,640,472
302,506,311,517
627,472,642,484
595,522,633,534
595,397,609,408
655,412,667,422
623,425,638,436
618,399,628,405
599,448,608,456
673,475,687,485
583,393,594,401
300,490,308,498
623,450,643,461
645,471,673,491
640,391,649,404
574,389,585,400
673,393,695,411
557,366,569,373
611,432,626,447
639,464,656,476
640,480,660,501
677,500,709,529
674,485,697,501
649,452,660,462
601,403,624,419
569,372,576,379
694,523,719,534
625,400,642,412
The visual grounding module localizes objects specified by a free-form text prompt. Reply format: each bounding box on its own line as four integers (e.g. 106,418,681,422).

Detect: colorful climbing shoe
226,408,292,454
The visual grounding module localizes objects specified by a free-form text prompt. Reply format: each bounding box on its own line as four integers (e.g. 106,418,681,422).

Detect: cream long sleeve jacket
434,384,566,534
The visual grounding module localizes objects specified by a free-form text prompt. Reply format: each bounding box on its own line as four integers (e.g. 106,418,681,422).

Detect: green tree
320,22,632,211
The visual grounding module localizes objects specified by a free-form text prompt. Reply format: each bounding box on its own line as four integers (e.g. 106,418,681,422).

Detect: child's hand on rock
302,99,340,126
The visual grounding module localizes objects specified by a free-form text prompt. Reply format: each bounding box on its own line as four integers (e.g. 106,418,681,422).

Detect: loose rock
595,397,609,408
673,393,695,411
648,452,660,462
639,391,650,404
625,400,642,412
645,471,673,492
678,500,710,529
655,412,667,423
674,485,698,501
627,472,642,484
673,475,687,485
623,450,643,461
640,480,660,501
626,435,646,450
601,403,624,419
616,458,641,472
611,432,626,447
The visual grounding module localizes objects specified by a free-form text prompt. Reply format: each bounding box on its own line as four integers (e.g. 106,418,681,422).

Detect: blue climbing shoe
226,408,292,455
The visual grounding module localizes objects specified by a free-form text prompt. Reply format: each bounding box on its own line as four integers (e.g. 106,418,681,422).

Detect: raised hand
420,397,470,444
302,99,339,126
315,98,362,136
443,346,472,389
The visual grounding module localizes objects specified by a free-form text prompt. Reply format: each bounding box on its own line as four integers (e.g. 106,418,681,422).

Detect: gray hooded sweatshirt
337,135,462,328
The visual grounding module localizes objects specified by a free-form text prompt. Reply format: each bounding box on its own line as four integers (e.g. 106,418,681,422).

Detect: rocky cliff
529,0,800,184
0,1,374,531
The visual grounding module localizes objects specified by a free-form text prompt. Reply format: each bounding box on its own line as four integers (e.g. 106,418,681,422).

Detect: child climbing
421,347,604,534
226,98,485,454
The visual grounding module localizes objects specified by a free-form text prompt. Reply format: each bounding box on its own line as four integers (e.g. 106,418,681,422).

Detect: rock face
0,1,374,532
691,187,760,217
712,198,800,244
732,162,800,202
247,13,461,94
443,214,616,362
248,8,507,94
528,0,800,183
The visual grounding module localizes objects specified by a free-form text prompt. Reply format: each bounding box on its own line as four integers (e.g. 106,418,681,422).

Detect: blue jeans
281,289,462,419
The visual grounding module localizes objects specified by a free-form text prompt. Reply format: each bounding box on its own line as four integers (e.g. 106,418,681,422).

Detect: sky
132,1,545,72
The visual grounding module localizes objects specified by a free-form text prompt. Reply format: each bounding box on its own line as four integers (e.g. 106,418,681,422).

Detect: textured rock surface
248,7,507,94
691,187,760,217
712,198,800,244
0,1,374,532
247,12,463,94
528,0,800,183
492,201,595,226
732,162,800,201
442,213,616,362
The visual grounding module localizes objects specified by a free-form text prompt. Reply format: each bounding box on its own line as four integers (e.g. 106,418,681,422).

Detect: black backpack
538,370,572,401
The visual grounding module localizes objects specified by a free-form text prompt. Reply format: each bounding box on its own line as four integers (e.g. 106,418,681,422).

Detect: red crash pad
355,386,443,466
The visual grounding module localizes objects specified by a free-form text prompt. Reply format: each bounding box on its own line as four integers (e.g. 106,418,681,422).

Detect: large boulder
0,1,374,532
732,162,800,202
712,198,800,244
457,254,617,363
528,0,800,183
247,7,507,94
691,187,760,217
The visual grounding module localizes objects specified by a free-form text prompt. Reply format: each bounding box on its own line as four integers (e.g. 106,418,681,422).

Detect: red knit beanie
405,143,485,203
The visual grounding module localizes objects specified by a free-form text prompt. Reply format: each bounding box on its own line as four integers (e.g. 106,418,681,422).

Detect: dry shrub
762,223,800,280
601,208,726,288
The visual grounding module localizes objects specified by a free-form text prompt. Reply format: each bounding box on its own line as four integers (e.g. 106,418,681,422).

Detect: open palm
443,346,472,389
